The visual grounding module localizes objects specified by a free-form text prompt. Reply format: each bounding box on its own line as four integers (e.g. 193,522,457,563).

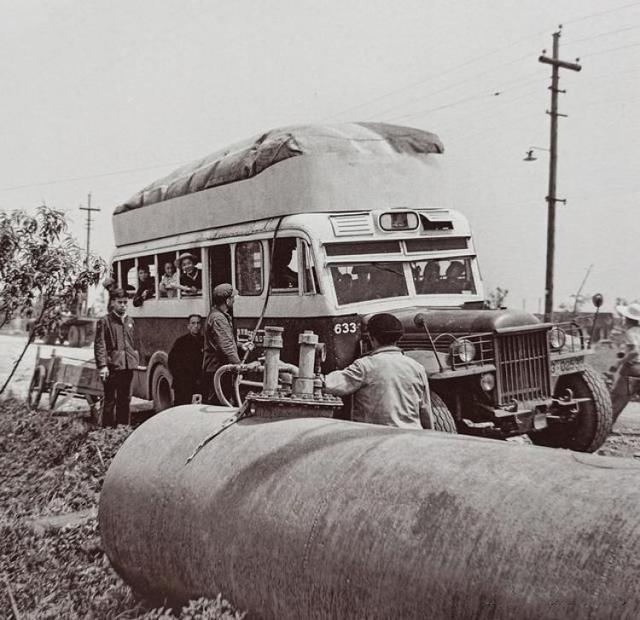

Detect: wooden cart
28,346,103,418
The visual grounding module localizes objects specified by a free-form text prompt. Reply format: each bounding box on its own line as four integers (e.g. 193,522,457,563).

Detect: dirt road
1,331,639,454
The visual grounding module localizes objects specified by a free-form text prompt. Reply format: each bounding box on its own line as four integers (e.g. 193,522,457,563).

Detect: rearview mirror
592,293,603,309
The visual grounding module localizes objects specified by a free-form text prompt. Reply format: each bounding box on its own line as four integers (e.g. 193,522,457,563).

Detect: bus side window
158,251,179,299
270,238,298,292
177,248,202,297
235,241,263,295
300,240,319,294
119,259,136,298
211,244,233,291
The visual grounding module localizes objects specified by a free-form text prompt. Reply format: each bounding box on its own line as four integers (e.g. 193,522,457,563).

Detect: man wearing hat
177,252,202,296
611,302,640,418
203,283,240,404
323,313,432,429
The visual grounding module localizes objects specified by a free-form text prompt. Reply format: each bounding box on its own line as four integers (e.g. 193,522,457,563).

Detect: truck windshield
410,257,476,295
330,262,408,304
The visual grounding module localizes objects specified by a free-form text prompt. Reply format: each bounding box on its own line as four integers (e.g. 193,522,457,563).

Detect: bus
110,122,611,452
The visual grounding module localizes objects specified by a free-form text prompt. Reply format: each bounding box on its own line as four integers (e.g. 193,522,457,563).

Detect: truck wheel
424,391,457,433
529,367,612,453
27,365,46,409
151,364,173,413
68,325,82,348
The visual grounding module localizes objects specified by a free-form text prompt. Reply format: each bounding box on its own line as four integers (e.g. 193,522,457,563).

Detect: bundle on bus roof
112,122,446,248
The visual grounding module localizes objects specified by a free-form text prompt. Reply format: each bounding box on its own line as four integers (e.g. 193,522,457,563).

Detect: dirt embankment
0,399,242,619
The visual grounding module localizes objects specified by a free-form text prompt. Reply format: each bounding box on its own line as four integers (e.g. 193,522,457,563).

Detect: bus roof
112,123,447,248
115,123,443,215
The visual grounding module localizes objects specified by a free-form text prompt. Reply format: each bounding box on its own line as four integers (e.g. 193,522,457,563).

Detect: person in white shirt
159,261,179,298
324,313,432,429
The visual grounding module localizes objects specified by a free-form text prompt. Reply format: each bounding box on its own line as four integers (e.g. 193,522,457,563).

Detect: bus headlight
480,372,495,392
549,327,566,351
453,338,476,363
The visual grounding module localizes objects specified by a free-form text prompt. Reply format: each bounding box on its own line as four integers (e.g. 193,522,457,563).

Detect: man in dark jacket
203,283,240,404
94,288,139,427
168,314,204,405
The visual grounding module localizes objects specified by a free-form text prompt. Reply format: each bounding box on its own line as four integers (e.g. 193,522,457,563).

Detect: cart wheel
49,383,61,410
86,395,102,425
27,365,46,409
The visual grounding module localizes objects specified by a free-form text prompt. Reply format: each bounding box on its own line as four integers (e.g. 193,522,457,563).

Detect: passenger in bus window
419,261,441,294
441,261,465,293
132,267,156,307
272,239,297,289
159,261,179,298
177,252,202,296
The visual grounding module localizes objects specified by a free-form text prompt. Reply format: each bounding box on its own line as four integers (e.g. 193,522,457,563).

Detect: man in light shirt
324,313,432,429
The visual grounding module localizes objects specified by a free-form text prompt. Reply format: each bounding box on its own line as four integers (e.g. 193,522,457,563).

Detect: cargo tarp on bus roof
114,122,444,215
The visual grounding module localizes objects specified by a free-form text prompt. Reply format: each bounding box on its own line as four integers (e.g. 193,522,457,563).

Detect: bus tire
425,391,458,433
151,364,173,413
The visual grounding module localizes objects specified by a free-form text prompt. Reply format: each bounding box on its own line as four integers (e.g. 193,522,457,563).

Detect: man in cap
323,313,432,429
94,288,139,427
177,252,202,296
203,283,240,404
168,314,204,405
611,302,640,418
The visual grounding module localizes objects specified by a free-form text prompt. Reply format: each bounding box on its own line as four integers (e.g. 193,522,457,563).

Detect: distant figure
611,302,640,419
177,252,202,296
272,239,298,289
324,313,432,429
132,267,155,307
159,261,179,298
168,314,204,405
203,284,240,404
94,288,139,427
102,276,117,311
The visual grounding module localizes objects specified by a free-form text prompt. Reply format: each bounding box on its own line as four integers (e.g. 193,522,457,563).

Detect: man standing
323,313,432,429
611,302,640,419
94,288,139,427
203,283,240,404
168,314,204,405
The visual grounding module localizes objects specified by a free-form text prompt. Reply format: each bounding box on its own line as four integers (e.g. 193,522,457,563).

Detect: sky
1,0,639,313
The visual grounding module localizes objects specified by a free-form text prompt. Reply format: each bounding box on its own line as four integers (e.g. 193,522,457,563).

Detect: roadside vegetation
0,398,242,619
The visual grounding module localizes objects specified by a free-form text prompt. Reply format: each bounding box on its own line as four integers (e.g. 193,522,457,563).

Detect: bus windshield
330,257,477,304
330,262,408,305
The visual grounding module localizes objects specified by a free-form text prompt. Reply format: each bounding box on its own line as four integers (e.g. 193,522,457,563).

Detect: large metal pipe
100,406,640,619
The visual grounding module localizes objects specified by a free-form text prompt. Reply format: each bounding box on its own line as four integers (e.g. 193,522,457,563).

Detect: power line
563,24,640,46
0,160,189,192
580,40,640,57
563,1,640,25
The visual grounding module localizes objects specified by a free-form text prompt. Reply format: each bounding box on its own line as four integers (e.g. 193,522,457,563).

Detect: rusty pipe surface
100,406,640,619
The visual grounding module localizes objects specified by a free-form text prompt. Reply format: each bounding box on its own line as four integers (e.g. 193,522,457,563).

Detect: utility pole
539,27,581,322
79,192,100,269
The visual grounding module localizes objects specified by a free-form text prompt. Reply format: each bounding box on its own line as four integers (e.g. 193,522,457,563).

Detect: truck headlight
480,372,495,391
453,338,476,363
549,327,566,351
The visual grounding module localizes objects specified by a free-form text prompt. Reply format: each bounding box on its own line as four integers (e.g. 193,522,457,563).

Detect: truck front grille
497,330,551,407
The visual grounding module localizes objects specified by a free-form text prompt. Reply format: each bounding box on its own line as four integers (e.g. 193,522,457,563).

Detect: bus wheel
425,392,458,433
151,364,173,412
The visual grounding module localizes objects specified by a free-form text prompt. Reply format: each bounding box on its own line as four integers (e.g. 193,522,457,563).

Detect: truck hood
363,306,542,335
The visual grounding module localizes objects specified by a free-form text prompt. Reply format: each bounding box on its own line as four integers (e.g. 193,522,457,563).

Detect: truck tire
529,367,612,453
151,364,173,413
424,391,457,433
68,325,82,348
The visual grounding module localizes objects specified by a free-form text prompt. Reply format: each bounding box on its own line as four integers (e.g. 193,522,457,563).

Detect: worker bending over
324,313,432,429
